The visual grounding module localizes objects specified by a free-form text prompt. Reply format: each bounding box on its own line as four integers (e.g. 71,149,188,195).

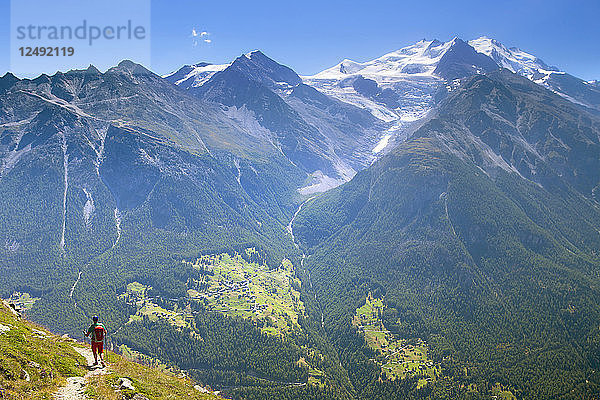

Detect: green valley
1,26,600,400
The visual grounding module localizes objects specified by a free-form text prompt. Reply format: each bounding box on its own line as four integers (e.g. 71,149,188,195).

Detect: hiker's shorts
92,341,103,354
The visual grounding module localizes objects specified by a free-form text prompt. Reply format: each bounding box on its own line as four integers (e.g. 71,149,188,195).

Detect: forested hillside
293,71,600,399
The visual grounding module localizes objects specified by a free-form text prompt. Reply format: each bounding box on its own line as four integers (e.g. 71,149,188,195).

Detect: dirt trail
54,345,108,400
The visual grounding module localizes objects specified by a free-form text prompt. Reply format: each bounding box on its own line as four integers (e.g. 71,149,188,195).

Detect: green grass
490,383,517,400
306,365,326,388
85,347,221,400
185,252,305,336
0,301,87,399
119,252,305,337
0,301,222,400
118,344,170,372
137,301,187,328
118,252,305,337
353,293,440,384
126,282,148,295
121,282,189,328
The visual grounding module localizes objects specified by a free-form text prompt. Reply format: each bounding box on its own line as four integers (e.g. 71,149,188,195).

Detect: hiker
85,316,106,366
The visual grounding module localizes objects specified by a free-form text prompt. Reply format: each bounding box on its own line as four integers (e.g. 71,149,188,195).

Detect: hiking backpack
94,324,105,342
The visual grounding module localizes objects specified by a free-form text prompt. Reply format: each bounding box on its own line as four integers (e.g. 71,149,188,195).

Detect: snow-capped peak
468,36,561,80
243,50,262,59
304,35,599,130
469,36,600,113
163,62,229,88
308,38,459,80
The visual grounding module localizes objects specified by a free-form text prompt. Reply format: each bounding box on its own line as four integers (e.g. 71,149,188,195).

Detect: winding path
54,345,108,400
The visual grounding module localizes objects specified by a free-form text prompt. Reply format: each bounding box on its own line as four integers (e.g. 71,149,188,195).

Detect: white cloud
191,28,212,46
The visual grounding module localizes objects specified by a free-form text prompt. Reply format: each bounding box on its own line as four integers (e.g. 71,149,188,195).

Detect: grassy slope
0,301,221,400
352,294,440,385
84,356,219,400
186,252,304,336
0,302,86,398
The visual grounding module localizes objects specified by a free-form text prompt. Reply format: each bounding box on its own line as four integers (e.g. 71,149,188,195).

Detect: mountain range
1,36,599,400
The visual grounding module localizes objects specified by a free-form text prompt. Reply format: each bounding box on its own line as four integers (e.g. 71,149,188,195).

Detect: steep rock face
545,72,600,112
196,63,337,175
99,125,165,211
432,38,499,80
350,76,400,109
0,105,118,293
226,50,302,88
419,70,600,198
167,51,387,187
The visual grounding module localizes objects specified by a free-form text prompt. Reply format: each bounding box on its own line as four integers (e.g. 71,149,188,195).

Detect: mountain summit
310,37,497,81
469,36,600,112
167,50,386,192
304,36,600,156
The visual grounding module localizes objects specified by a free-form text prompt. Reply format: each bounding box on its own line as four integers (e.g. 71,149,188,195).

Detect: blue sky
1,0,599,80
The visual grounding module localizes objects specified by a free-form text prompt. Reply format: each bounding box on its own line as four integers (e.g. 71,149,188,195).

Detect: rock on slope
0,301,220,400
